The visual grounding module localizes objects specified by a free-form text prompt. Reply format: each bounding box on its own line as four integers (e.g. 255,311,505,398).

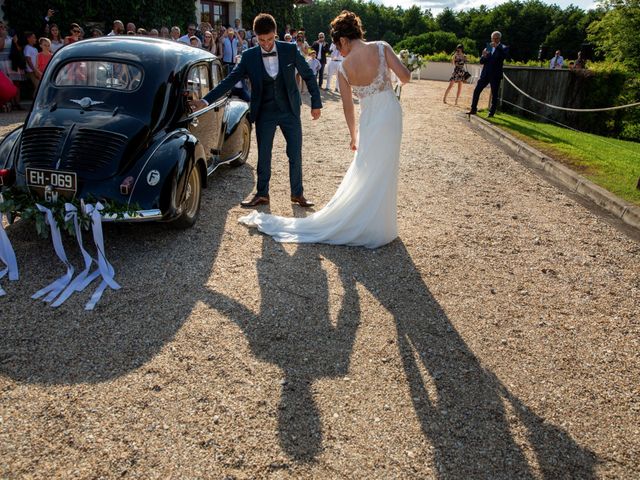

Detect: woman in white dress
239,11,410,249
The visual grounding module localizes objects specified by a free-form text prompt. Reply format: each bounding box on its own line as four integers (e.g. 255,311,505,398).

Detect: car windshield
53,61,143,91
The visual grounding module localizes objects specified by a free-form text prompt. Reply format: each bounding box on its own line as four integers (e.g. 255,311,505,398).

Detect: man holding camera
467,31,508,118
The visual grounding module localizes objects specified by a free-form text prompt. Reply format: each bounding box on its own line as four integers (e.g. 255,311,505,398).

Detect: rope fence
502,73,640,113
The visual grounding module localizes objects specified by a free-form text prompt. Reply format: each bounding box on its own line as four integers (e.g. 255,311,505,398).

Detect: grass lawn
478,111,640,206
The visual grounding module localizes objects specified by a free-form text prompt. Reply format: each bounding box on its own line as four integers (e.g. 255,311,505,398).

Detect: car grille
63,128,128,174
19,127,66,169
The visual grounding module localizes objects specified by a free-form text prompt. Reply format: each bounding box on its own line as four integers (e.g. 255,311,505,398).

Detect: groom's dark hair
253,14,277,35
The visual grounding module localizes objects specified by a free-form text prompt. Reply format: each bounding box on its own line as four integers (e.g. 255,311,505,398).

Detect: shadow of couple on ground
202,235,598,478
0,162,597,477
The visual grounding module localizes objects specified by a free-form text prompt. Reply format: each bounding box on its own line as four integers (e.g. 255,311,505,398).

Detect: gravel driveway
1,81,638,479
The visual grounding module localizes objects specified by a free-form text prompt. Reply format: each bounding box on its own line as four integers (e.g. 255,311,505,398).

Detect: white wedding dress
239,42,402,249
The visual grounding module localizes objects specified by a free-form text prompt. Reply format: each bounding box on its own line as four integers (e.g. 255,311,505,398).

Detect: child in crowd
303,49,321,94
36,37,53,76
23,32,40,95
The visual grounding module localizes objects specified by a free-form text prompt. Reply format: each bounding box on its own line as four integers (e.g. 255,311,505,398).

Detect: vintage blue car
0,36,251,228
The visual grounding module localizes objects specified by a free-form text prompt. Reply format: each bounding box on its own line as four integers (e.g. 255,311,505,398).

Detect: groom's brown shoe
240,194,270,208
291,195,314,207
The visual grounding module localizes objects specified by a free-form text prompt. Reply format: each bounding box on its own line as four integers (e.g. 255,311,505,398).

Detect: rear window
53,61,143,91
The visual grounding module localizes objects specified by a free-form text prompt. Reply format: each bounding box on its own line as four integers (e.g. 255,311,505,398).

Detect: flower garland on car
0,186,140,309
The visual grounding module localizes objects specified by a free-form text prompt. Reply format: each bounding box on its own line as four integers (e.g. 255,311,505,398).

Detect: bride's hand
349,137,357,151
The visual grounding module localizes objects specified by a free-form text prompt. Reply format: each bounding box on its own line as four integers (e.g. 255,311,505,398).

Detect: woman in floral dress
443,44,467,105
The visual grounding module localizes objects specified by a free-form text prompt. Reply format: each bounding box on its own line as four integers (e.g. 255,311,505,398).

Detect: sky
377,0,600,15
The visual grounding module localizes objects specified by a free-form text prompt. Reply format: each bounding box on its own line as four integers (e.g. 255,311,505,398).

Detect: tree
588,0,640,71
436,8,463,37
242,0,299,34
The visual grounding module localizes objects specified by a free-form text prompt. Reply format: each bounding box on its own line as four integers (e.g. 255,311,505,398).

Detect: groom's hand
311,108,321,120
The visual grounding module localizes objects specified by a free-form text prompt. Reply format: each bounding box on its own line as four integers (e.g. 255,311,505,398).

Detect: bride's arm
382,42,411,84
338,72,357,151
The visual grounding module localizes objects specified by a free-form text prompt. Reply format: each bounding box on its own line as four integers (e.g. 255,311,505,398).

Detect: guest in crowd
149,28,159,37
189,36,200,48
311,32,329,89
160,26,170,39
108,20,125,36
295,31,309,56
304,49,321,94
574,51,587,70
550,50,564,69
126,22,136,34
0,21,21,111
180,24,201,46
92,28,103,38
36,37,52,75
202,30,215,53
221,28,238,73
237,29,249,52
136,28,147,36
170,26,180,41
443,44,467,105
467,31,508,118
64,23,81,45
325,40,343,92
23,32,39,94
48,24,64,52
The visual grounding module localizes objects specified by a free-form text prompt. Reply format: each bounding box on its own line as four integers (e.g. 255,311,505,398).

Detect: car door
186,62,226,171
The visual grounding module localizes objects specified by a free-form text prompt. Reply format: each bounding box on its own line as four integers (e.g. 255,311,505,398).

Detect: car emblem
70,97,104,109
146,170,160,186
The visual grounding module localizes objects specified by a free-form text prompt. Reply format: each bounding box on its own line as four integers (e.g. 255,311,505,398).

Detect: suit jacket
204,41,322,123
479,43,508,81
311,41,329,64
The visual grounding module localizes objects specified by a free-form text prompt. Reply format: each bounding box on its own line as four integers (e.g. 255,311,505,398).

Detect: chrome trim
101,208,163,222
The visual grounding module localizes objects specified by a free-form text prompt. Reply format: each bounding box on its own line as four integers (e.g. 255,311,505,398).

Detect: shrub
394,31,476,57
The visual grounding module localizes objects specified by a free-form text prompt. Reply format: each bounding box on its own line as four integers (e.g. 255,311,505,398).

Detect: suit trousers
317,61,326,88
255,105,304,197
470,76,501,115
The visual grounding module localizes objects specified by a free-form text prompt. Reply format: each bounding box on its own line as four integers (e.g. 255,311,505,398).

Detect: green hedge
394,31,476,57
2,0,197,34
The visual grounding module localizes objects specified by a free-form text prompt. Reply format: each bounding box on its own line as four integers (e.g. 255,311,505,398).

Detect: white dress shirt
261,46,279,79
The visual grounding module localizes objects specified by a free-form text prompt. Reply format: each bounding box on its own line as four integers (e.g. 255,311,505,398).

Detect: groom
190,13,322,208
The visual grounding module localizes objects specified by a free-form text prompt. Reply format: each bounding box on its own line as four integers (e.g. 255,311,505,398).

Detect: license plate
26,168,77,202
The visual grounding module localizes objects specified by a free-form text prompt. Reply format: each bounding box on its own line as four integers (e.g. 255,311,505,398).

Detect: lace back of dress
341,42,393,99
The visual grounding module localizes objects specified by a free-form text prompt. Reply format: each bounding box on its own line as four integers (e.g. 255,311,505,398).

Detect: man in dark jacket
468,31,508,117
311,32,329,89
190,13,322,208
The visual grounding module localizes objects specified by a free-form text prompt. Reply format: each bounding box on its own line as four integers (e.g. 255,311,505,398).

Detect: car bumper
101,208,164,222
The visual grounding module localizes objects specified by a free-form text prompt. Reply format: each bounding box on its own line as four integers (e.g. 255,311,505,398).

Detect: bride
239,11,411,249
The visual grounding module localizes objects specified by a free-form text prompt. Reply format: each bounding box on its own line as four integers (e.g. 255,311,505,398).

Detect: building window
201,1,229,27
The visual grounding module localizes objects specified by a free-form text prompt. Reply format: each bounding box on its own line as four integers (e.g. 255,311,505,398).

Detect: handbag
463,69,472,82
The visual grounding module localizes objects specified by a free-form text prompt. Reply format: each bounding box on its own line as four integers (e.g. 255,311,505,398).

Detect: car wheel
229,117,251,168
171,165,202,229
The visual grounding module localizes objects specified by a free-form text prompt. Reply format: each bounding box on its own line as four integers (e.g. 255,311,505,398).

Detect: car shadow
0,164,255,385
199,237,598,476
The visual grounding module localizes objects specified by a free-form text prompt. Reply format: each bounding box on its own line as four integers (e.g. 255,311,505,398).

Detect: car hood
18,109,150,181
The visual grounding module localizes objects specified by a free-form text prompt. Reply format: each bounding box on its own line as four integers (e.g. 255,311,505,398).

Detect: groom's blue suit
203,41,322,197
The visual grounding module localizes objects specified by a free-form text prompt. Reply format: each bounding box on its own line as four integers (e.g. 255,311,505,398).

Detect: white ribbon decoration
83,202,120,310
31,204,75,302
50,203,100,307
0,194,19,296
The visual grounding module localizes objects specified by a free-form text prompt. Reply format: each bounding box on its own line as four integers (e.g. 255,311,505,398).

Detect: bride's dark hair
330,10,365,45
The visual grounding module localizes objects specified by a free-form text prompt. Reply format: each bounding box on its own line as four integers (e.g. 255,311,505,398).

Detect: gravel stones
0,82,638,478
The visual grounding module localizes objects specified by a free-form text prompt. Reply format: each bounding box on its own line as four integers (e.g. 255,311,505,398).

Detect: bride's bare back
340,41,410,87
